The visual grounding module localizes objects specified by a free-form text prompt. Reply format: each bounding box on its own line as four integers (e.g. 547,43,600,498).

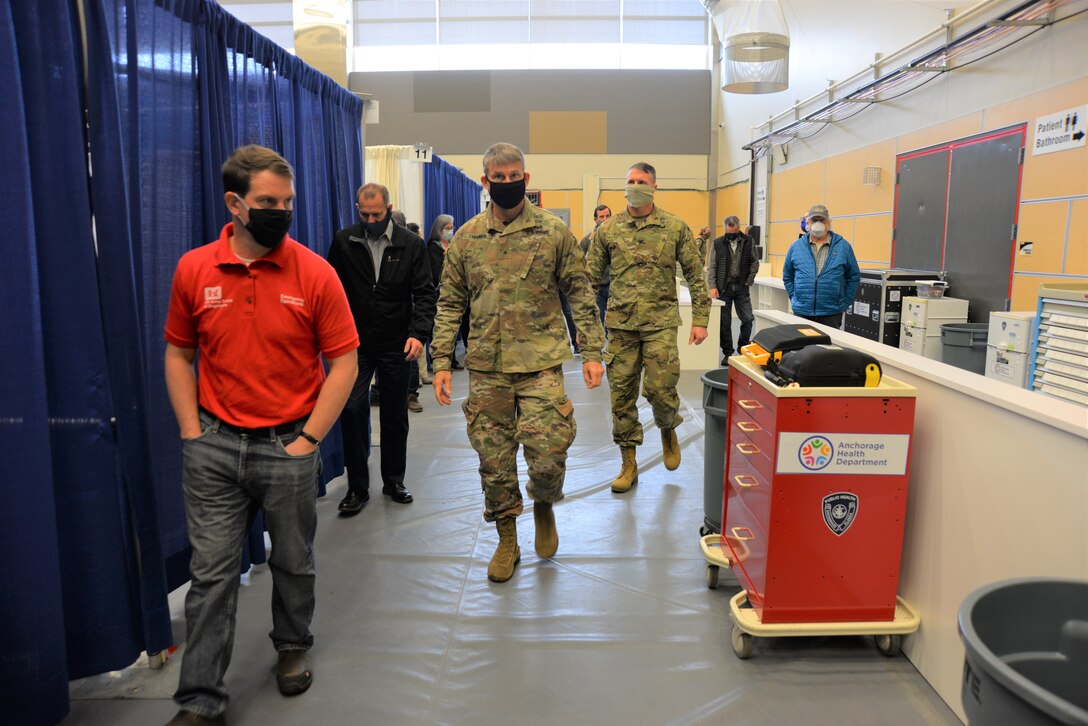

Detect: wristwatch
298,430,320,447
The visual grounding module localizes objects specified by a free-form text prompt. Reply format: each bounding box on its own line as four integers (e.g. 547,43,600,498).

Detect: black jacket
426,239,445,289
327,222,436,353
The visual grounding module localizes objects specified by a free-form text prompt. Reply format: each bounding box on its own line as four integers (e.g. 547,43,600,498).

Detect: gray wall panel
351,69,710,154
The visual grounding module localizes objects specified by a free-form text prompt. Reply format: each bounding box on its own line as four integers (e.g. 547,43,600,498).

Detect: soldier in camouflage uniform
431,143,605,583
586,161,710,493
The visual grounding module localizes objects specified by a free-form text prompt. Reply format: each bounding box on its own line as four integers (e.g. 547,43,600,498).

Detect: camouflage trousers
604,327,682,447
462,366,576,522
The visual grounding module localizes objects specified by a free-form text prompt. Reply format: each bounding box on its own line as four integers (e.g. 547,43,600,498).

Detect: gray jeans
175,410,319,717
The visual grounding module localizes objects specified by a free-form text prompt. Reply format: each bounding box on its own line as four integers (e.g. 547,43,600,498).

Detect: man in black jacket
328,183,436,514
706,215,759,365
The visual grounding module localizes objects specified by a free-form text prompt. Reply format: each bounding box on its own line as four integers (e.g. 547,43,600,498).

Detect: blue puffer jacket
782,232,861,316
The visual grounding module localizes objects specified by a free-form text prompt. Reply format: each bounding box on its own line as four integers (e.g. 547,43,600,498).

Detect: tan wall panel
529,112,608,154
656,191,710,234
765,254,785,277
1066,198,1088,276
825,140,897,217
715,183,751,236
767,220,800,260
538,191,585,237
1010,275,1071,311
833,218,856,252
1015,201,1069,274
897,114,980,154
983,78,1088,131
852,214,894,265
769,161,825,223
1020,139,1088,201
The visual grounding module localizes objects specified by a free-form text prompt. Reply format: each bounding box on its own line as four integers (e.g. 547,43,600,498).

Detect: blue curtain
2,0,363,722
0,4,72,724
424,154,484,234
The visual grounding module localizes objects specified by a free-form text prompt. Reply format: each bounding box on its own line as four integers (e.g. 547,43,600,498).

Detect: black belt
199,407,307,438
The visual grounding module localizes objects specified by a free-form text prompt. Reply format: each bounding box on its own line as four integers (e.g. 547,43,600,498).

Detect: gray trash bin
958,577,1088,725
700,367,730,535
941,322,989,374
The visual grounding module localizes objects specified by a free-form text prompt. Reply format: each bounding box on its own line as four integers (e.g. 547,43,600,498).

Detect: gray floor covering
66,365,959,726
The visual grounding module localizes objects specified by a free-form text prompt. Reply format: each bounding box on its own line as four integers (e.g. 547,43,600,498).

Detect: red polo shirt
164,224,359,428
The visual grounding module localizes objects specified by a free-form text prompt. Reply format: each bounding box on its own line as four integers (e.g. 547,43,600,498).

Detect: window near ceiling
217,1,710,71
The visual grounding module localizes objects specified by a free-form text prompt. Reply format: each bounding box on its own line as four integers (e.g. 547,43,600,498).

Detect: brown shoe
533,501,558,558
408,393,423,413
611,446,638,493
487,518,521,582
276,650,313,696
165,710,225,726
661,428,681,471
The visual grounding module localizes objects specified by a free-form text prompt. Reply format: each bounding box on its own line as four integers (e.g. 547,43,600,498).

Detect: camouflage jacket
586,205,711,331
431,202,604,373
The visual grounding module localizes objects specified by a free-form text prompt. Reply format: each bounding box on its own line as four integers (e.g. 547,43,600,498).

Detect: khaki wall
762,78,1088,294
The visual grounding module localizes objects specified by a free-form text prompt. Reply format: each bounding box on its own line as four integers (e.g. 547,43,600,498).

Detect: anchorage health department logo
798,435,834,470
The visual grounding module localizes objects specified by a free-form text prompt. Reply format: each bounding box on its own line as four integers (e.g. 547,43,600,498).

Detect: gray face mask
625,184,655,208
441,228,454,241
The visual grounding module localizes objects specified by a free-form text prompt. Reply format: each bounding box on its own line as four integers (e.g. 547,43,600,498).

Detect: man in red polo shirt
162,145,358,726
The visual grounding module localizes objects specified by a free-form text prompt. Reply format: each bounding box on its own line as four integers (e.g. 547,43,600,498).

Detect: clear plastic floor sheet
67,366,958,726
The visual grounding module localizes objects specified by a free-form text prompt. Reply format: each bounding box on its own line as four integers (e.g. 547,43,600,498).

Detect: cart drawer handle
735,443,761,455
733,475,758,488
737,399,763,410
737,421,761,433
731,527,755,541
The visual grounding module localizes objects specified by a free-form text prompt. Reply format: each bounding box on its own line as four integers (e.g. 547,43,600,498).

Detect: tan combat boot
487,518,521,582
611,446,639,493
533,501,558,558
661,428,681,471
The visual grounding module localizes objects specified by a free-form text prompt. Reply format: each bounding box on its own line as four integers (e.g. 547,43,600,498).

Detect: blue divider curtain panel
1,0,363,723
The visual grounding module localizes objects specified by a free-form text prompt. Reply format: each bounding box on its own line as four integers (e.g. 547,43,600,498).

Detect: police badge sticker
822,492,858,536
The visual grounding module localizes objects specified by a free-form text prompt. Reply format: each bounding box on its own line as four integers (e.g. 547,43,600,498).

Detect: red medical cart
708,356,920,657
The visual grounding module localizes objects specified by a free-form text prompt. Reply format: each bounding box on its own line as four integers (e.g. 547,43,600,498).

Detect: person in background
579,204,612,327
431,142,604,583
328,184,436,515
163,145,359,725
782,203,861,329
420,214,455,385
586,161,710,495
694,225,712,266
406,222,421,236
706,215,758,364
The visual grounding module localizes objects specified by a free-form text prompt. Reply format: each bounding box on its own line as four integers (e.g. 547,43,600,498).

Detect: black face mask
488,178,526,210
362,218,389,238
725,231,741,240
237,197,292,249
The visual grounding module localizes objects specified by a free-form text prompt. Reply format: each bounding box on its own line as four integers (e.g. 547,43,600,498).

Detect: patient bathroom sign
1032,106,1086,156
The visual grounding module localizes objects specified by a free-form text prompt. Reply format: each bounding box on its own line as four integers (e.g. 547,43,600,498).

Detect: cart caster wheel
875,634,901,657
699,525,711,537
706,565,720,589
731,625,754,659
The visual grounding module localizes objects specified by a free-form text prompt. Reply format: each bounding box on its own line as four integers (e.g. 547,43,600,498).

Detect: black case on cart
749,324,831,358
771,345,882,387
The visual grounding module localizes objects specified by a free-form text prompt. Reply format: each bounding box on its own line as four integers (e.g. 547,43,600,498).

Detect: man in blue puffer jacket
782,204,861,328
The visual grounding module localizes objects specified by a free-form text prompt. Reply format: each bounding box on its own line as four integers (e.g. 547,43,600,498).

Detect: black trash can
700,367,730,535
958,577,1088,725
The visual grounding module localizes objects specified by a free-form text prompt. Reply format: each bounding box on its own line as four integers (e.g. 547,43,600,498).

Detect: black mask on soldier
488,178,526,210
236,196,292,249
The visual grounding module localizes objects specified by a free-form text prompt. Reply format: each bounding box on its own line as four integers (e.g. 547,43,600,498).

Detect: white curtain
364,144,424,228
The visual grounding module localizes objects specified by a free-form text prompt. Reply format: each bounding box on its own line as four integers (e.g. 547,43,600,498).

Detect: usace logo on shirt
203,286,231,309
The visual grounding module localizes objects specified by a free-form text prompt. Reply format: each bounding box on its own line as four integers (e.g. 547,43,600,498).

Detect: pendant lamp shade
707,1,790,94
